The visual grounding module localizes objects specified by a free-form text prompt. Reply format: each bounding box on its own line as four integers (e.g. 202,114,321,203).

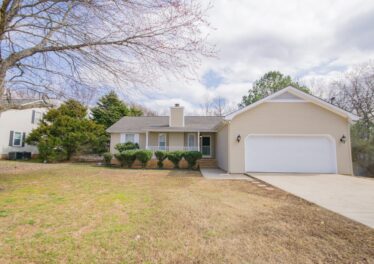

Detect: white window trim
34,111,43,123
158,133,166,148
13,132,22,147
187,133,196,147
120,133,139,144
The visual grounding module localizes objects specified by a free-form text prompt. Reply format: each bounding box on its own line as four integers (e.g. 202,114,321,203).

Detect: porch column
197,131,200,151
145,131,149,150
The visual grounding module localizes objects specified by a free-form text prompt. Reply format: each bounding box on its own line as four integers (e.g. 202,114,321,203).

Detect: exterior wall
169,133,184,150
110,133,121,153
169,107,184,127
228,102,353,175
110,133,146,153
139,133,146,149
0,107,48,158
216,125,228,171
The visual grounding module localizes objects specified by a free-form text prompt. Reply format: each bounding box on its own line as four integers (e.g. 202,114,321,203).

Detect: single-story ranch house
107,86,359,175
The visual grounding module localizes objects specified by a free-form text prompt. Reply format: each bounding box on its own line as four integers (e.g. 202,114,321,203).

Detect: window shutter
22,133,26,147
9,131,14,146
31,110,35,124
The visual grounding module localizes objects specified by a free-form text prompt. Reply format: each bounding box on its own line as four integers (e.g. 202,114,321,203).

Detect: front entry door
201,136,211,157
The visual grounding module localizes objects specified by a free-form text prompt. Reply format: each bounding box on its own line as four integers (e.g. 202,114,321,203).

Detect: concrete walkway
200,168,250,180
249,173,374,228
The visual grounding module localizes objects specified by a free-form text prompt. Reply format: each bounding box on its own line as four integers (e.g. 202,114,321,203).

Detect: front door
201,136,211,157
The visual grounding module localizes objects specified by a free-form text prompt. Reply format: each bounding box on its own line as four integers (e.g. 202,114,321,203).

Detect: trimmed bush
184,151,203,169
114,149,137,167
115,142,139,152
155,150,167,168
123,150,137,168
167,151,185,168
114,152,126,167
135,150,153,167
102,152,113,165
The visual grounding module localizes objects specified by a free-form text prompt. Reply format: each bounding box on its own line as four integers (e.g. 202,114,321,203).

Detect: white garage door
245,135,337,173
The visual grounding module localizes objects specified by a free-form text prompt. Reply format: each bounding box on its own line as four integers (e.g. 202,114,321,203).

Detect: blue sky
117,0,374,115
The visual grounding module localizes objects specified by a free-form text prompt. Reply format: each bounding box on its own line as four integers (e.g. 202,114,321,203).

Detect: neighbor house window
158,133,166,150
31,110,43,124
13,132,22,146
187,133,196,148
120,133,139,144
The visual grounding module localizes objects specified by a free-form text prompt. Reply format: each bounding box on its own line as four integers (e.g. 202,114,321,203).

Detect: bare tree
329,62,374,132
199,97,213,116
212,96,225,116
0,0,213,109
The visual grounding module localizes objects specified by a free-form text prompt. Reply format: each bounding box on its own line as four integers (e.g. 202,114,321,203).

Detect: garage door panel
245,135,337,173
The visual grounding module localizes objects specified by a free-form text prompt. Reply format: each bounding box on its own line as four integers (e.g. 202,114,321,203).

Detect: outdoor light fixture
237,134,241,143
340,135,346,144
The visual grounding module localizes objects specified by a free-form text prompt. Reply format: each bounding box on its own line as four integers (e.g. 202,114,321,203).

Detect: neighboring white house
0,99,53,159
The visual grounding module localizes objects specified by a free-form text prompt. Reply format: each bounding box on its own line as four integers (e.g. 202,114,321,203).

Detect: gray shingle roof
107,116,223,133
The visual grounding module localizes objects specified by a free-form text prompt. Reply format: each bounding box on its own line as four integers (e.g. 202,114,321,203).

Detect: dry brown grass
0,161,373,264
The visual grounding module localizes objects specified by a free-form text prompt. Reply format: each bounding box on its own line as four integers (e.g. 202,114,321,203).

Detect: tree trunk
0,68,6,99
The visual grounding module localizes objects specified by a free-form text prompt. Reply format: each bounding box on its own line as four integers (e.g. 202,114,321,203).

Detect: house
107,86,359,175
0,99,53,159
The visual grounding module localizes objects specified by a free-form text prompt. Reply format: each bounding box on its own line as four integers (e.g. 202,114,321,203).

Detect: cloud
107,0,374,114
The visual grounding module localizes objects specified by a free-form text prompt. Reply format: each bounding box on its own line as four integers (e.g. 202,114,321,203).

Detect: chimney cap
174,103,180,107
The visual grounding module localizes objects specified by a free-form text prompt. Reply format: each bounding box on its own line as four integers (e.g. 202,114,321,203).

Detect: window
32,110,43,124
120,133,139,144
34,111,43,123
13,132,22,146
158,133,166,150
187,133,196,148
125,134,135,143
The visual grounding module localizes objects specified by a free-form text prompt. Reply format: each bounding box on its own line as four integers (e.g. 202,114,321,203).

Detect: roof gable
224,86,359,123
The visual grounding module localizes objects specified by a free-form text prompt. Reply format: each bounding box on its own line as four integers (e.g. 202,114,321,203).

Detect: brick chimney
169,103,184,127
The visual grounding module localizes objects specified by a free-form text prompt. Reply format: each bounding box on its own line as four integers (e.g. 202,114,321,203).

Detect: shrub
184,151,203,169
167,151,185,168
115,142,139,152
135,150,153,167
114,152,126,167
38,138,66,163
155,150,167,168
114,150,136,167
123,150,137,168
102,152,113,165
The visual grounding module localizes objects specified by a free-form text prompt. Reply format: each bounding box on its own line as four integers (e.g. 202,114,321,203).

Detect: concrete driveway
248,173,374,228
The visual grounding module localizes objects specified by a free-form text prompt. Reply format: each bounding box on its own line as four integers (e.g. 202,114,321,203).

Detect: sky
122,0,374,115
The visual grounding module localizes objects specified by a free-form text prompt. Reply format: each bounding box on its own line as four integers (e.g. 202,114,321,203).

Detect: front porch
145,131,216,159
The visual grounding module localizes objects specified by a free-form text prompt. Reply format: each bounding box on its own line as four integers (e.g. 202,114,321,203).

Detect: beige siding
169,133,184,150
228,102,353,175
139,133,146,149
110,133,120,153
110,133,146,153
216,125,228,171
148,132,168,146
170,107,184,127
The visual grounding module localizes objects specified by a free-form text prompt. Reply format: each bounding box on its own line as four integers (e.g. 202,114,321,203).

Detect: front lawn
0,161,373,263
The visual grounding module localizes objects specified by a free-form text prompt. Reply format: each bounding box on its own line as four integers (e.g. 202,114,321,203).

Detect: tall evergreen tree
27,100,107,161
91,91,143,128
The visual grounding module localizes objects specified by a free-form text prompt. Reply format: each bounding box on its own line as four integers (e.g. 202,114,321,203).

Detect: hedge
115,149,203,170
135,150,153,167
115,142,139,152
184,151,203,169
102,152,113,165
155,150,168,168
